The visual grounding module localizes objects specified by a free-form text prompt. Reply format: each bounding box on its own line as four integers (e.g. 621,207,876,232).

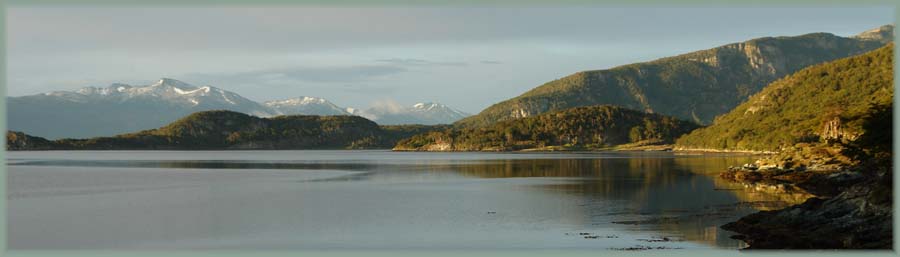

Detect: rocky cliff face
819,117,858,143
456,25,893,128
854,24,895,44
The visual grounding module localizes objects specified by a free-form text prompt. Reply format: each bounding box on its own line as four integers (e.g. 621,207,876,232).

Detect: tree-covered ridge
455,27,892,128
394,105,699,151
7,131,58,150
675,43,894,152
7,110,449,150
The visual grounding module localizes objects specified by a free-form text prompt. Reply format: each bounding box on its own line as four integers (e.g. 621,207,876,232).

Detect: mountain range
8,79,469,139
7,25,892,141
265,97,469,125
454,25,894,128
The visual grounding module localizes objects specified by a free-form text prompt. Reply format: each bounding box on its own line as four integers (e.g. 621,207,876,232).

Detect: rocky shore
717,144,892,249
722,171,891,249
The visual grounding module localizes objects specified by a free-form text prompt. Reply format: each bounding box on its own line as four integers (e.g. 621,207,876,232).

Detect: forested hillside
676,44,893,152
395,105,698,151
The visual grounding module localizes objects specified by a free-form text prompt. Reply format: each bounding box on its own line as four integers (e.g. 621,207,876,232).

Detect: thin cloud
480,60,503,64
369,99,406,114
184,65,408,84
375,58,467,67
336,84,398,95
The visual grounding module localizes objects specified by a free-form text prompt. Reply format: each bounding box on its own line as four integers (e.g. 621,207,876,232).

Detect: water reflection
11,159,383,171
9,152,802,249
431,156,765,248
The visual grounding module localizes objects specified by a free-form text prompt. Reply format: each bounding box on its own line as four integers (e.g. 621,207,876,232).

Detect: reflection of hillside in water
442,155,805,207
439,155,800,248
672,155,811,206
445,157,746,196
11,159,385,171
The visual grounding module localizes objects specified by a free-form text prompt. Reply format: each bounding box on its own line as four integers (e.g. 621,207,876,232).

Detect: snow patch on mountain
264,96,349,116
351,101,470,125
173,86,211,95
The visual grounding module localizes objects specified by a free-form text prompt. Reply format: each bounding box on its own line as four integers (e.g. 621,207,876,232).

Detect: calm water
7,150,794,250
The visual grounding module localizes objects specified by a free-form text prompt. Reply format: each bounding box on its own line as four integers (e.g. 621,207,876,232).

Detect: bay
6,150,794,250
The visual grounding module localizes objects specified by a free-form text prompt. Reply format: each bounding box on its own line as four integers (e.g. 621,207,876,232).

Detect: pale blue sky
6,6,894,113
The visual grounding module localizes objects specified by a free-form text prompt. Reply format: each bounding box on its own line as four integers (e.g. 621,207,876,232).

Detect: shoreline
10,147,769,156
714,153,892,249
671,147,776,155
393,144,773,155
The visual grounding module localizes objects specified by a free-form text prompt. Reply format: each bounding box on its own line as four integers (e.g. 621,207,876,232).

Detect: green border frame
1,1,898,256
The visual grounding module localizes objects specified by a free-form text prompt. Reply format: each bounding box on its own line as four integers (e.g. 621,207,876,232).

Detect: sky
6,6,894,113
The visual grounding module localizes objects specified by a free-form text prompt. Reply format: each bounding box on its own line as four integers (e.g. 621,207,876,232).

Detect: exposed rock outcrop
722,171,892,249
854,24,895,44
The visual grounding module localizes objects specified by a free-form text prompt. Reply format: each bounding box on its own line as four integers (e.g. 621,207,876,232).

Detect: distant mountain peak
266,96,329,106
355,101,470,125
413,102,443,110
264,96,348,116
9,78,276,139
153,78,195,88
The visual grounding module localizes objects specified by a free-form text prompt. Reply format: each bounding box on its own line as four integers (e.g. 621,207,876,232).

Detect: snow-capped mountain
354,102,471,125
264,96,350,116
8,78,471,139
8,78,275,139
410,102,470,121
